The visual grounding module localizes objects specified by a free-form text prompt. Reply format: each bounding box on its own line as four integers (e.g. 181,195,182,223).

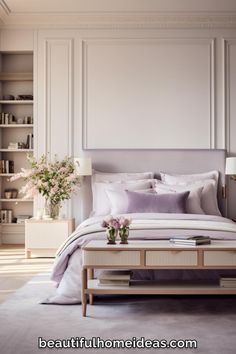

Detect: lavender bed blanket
44,213,236,304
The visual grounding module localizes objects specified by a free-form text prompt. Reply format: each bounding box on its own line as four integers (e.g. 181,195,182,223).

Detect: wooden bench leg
88,268,94,305
81,268,87,317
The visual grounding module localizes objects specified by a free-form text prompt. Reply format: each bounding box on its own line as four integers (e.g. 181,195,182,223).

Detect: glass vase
106,227,118,244
119,227,129,244
43,199,61,220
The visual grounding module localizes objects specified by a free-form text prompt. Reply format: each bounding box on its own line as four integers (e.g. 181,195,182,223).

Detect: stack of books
16,215,32,224
98,270,131,287
220,277,236,288
0,160,14,173
169,236,211,246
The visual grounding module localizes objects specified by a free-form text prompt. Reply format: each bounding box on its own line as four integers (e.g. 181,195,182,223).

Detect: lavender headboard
78,149,226,221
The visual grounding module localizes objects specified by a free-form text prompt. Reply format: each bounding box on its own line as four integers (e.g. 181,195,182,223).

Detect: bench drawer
146,250,198,266
83,250,140,266
204,251,236,266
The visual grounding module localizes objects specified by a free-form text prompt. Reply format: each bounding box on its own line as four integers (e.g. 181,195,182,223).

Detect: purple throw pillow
126,190,190,214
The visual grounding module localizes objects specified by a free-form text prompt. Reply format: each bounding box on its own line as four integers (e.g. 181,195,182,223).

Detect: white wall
83,38,214,149
33,27,236,221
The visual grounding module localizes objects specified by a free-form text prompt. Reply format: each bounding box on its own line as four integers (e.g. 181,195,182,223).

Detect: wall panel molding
45,38,73,158
82,37,215,149
1,12,236,29
223,38,236,154
223,38,236,220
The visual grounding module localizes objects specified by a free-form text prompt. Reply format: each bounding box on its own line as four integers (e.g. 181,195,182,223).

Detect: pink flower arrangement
101,215,131,230
10,155,81,204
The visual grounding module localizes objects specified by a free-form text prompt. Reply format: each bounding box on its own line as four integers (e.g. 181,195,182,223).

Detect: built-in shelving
0,199,33,202
0,124,33,128
0,100,33,104
0,223,25,226
0,173,15,177
0,149,33,152
0,51,34,244
0,72,33,81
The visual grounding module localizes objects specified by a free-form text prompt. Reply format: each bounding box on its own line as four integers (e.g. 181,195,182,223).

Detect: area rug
0,273,236,354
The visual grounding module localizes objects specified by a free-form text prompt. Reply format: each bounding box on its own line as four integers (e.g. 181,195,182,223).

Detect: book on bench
169,236,211,246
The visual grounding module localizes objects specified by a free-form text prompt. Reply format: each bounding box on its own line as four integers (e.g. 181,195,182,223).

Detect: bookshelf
0,52,34,244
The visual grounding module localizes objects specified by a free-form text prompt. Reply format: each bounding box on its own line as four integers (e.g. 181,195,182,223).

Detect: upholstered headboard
78,149,226,221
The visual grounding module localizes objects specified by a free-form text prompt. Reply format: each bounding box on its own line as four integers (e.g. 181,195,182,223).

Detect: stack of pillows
91,170,221,217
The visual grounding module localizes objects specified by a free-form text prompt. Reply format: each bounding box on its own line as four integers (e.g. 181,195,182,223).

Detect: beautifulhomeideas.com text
38,336,198,350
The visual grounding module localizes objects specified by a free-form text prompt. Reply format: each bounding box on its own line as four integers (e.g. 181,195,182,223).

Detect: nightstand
25,218,75,258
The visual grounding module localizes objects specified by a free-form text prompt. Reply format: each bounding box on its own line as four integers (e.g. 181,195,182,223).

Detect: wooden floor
0,244,54,304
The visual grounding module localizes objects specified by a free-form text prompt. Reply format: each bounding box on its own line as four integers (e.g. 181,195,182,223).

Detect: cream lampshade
225,157,236,181
74,158,92,176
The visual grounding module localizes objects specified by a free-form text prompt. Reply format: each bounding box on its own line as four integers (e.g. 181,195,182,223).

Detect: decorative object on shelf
101,216,132,244
4,190,11,199
8,142,19,150
16,94,33,100
226,157,236,181
11,189,18,198
18,142,26,149
17,118,23,124
2,94,14,100
10,155,81,219
3,188,18,199
24,116,33,124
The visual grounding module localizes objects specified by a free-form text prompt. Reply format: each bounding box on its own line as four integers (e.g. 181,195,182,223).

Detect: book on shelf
97,270,131,286
0,160,14,173
98,279,130,287
0,209,13,223
169,236,211,245
220,277,236,288
98,270,131,281
25,134,34,149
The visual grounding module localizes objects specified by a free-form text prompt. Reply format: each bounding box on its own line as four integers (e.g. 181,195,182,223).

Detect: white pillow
160,170,219,185
92,170,154,184
154,181,204,214
160,179,221,216
199,182,221,216
106,189,155,215
92,179,156,216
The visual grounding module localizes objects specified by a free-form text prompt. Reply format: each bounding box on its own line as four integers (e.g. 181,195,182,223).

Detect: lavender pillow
126,190,190,214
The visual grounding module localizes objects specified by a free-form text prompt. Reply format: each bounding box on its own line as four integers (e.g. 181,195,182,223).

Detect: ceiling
0,0,236,28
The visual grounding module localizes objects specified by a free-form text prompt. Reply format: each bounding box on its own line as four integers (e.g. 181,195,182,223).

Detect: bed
45,149,236,304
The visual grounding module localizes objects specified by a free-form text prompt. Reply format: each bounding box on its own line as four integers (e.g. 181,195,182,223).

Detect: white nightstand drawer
83,250,140,266
25,222,68,248
146,250,198,266
204,251,236,266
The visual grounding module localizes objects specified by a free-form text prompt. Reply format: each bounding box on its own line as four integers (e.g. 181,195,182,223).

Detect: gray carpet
0,274,236,354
